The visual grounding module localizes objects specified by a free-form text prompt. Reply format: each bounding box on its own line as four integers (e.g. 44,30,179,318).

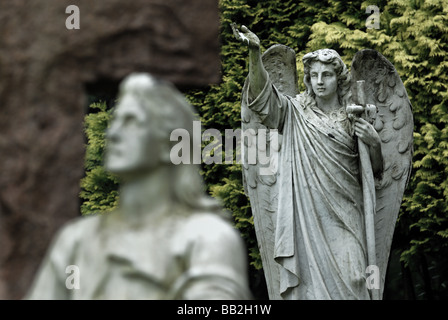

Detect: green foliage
210,176,262,269
80,102,119,215
81,0,448,298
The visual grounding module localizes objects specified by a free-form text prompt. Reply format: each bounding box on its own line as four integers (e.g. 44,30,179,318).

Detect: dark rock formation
0,0,220,299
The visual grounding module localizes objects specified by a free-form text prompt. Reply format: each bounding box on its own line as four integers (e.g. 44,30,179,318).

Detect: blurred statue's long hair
302,49,352,107
117,73,226,217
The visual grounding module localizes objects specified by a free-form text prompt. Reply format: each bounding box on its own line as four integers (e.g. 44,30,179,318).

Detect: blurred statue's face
310,61,338,101
105,94,160,179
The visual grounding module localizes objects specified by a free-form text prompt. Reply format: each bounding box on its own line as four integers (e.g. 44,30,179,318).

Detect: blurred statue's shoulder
53,214,100,246
175,211,243,252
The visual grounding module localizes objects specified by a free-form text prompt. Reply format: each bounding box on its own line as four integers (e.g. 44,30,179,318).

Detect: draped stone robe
244,75,370,299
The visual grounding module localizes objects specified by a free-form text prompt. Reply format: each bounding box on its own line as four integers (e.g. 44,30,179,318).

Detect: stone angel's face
104,94,160,179
309,61,338,101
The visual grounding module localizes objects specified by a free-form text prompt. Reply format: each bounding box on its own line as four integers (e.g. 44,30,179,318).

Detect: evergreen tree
80,102,119,215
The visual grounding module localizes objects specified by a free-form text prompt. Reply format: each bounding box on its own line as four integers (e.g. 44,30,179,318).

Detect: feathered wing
241,44,298,300
351,49,414,297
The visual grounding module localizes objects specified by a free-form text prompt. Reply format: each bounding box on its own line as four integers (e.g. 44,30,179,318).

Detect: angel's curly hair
302,49,352,107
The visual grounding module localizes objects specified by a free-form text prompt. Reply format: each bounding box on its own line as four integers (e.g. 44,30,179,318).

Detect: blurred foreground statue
232,24,413,300
27,73,251,300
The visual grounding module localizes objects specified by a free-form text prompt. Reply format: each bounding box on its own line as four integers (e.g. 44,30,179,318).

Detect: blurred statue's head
105,73,220,212
105,74,195,176
302,49,351,106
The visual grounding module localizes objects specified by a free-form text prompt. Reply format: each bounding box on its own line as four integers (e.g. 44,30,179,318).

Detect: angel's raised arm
231,23,268,100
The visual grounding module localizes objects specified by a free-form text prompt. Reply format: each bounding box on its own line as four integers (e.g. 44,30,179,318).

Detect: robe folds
244,76,370,299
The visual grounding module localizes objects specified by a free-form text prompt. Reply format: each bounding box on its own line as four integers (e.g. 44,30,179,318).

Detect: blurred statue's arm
172,215,251,300
25,223,76,300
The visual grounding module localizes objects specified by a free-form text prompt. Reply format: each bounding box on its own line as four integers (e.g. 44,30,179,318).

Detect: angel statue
232,23,413,300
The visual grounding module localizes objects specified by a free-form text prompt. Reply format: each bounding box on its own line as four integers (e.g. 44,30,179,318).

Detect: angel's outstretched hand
354,117,381,148
231,23,260,49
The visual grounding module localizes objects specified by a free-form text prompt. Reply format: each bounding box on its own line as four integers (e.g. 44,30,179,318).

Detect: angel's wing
351,49,413,297
241,44,298,300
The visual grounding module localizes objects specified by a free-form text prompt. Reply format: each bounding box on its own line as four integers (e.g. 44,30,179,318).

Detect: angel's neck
315,95,341,113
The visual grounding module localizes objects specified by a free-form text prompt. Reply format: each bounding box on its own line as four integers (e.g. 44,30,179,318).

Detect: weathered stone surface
233,24,413,300
0,0,219,299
